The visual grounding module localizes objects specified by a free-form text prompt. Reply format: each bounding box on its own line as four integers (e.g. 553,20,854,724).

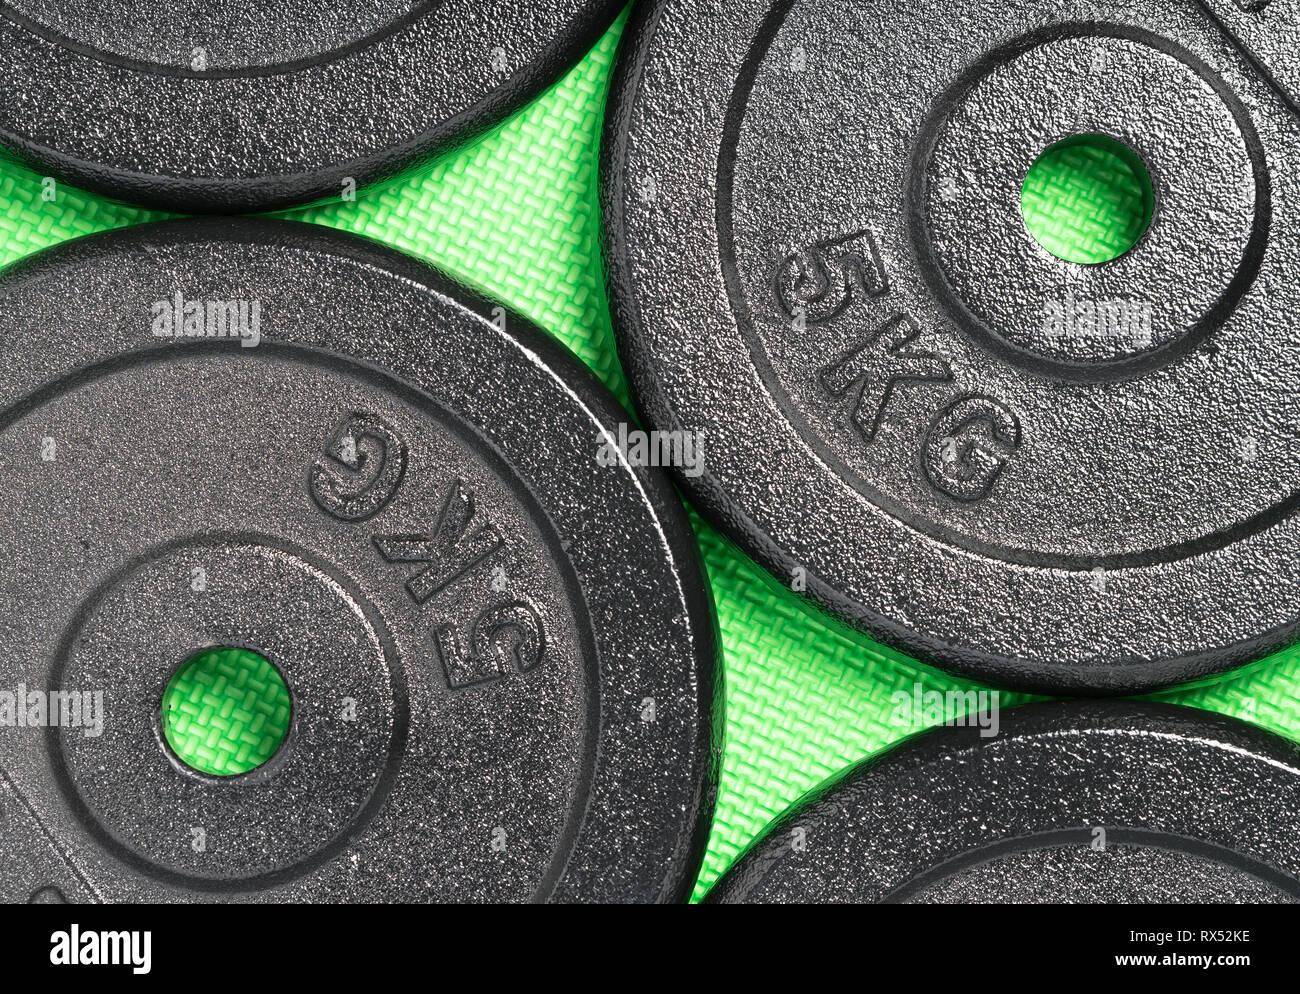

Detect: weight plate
0,217,720,903
602,0,1300,693
705,701,1300,903
0,1,623,212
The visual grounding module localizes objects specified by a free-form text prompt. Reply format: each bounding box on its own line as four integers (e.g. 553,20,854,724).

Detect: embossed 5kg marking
783,230,1025,502
307,415,546,689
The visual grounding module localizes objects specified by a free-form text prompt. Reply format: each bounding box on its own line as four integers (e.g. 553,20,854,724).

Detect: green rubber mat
1021,134,1155,264
3,8,1299,902
162,647,292,778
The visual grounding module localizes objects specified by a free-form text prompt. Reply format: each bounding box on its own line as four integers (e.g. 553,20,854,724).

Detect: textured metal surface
0,217,720,903
704,701,1300,903
602,0,1300,693
0,0,623,212
1197,0,1300,110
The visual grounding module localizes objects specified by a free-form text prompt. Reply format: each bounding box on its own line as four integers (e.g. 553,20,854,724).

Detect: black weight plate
0,1,623,212
0,217,720,903
705,701,1300,903
602,0,1300,693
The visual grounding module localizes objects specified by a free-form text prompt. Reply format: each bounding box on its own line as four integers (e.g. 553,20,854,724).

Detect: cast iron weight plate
0,217,719,903
705,701,1300,903
602,0,1300,693
0,0,624,213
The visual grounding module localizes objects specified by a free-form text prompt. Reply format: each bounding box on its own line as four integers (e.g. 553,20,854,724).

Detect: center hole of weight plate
1020,133,1155,265
161,646,292,777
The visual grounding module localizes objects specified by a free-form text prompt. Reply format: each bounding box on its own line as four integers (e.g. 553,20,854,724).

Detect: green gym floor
4,9,1298,902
